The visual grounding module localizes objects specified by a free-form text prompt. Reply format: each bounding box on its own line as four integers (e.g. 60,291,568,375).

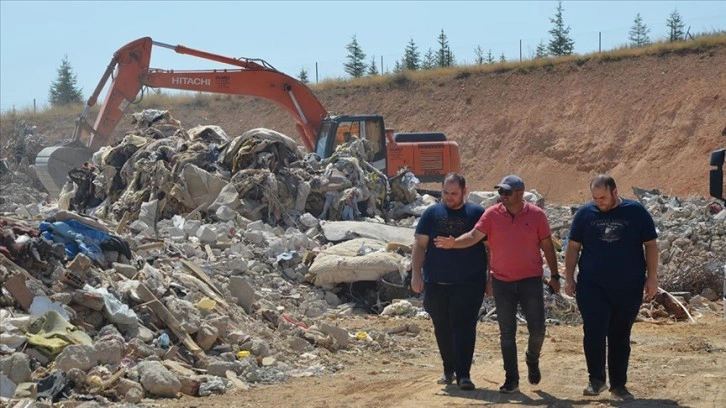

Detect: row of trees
328,3,694,79
629,8,688,47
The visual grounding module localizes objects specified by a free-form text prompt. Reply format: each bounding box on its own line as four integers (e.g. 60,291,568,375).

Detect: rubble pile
59,110,389,227
0,111,723,405
0,120,51,213
628,188,726,298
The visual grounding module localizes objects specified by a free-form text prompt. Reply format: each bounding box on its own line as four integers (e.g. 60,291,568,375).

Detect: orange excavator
35,37,460,196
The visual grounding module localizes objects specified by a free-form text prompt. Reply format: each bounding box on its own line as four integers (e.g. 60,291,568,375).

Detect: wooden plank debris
134,283,208,366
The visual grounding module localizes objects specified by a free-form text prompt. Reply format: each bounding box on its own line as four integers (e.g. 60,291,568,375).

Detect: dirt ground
160,310,726,408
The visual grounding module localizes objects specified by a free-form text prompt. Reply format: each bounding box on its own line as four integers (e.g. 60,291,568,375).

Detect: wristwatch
550,274,561,280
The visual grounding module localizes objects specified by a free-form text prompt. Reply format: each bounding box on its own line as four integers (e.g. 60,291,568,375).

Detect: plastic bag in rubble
29,296,70,320
84,285,139,327
401,172,420,188
172,214,185,229
199,376,226,396
57,181,76,211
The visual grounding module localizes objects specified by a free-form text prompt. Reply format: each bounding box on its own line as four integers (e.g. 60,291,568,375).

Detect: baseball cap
495,175,525,191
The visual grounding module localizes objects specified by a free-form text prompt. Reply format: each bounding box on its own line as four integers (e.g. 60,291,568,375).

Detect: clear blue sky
1,1,724,111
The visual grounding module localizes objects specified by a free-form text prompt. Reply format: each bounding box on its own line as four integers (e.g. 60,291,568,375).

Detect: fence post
599,32,602,52
380,55,383,74
315,62,319,84
519,39,522,61
33,99,36,116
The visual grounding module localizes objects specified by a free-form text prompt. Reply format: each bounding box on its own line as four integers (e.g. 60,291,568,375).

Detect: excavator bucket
35,144,94,197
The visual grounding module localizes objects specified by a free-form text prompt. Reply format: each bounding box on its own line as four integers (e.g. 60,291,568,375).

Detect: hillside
2,42,725,205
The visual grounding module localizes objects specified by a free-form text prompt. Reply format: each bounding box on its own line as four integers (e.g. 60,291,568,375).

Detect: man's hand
548,276,561,294
433,235,454,249
565,277,576,297
411,272,424,294
644,276,658,301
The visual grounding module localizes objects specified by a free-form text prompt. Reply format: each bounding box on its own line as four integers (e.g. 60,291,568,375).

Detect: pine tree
392,60,404,73
535,40,549,58
499,53,507,63
628,13,651,47
367,56,379,76
343,35,367,78
666,9,686,41
403,38,421,70
474,45,485,65
298,68,309,84
421,48,437,70
547,1,575,56
436,29,455,67
48,55,83,106
485,49,495,64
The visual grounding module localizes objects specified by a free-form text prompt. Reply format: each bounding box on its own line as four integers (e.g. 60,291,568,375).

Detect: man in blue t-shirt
411,172,488,391
564,174,659,401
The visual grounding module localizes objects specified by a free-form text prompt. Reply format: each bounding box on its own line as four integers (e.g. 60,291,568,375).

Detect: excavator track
35,145,94,197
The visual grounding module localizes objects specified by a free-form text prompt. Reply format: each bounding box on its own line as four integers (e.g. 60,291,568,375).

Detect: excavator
35,37,460,196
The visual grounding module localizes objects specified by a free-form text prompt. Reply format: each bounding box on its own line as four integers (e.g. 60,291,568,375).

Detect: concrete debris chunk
136,360,182,398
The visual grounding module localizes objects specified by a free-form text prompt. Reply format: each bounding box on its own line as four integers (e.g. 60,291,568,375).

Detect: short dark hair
443,172,466,189
590,174,617,191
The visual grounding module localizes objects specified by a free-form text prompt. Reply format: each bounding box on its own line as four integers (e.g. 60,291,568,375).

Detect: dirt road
162,310,726,408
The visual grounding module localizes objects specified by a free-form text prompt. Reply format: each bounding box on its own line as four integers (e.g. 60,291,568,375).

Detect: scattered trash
0,112,722,405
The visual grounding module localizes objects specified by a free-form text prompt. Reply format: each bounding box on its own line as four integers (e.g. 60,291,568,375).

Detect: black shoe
499,378,519,394
610,386,635,401
583,380,608,396
526,359,541,385
437,373,455,385
458,377,475,391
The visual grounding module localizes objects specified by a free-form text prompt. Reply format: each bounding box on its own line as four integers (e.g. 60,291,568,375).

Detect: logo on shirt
592,220,625,242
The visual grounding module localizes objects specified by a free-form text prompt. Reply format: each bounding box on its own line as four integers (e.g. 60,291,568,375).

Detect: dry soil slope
324,49,725,205
180,46,725,205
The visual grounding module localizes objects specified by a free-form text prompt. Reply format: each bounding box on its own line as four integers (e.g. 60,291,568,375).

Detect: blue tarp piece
38,219,111,265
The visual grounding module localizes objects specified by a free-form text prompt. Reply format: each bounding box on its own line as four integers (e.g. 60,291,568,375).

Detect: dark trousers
491,276,546,382
423,281,485,380
576,279,643,388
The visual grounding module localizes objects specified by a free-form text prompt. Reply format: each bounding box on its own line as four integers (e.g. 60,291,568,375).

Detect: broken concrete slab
320,221,414,245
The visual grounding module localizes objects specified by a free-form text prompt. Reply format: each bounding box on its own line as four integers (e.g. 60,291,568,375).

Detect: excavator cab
315,115,387,164
315,115,460,182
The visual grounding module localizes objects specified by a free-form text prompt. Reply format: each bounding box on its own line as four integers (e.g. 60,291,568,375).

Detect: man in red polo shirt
434,174,559,394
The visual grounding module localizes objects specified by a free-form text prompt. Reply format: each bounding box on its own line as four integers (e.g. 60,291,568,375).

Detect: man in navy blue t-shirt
564,174,659,401
411,172,488,391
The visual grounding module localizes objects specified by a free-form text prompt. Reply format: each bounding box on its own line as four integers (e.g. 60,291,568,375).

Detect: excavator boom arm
84,37,326,152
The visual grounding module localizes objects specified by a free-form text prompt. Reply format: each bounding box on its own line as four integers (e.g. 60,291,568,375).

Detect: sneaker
526,359,541,385
583,380,608,396
610,386,635,401
437,373,455,385
499,378,519,394
458,377,475,391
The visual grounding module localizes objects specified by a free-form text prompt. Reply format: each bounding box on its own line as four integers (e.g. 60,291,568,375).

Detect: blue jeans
492,276,546,382
576,278,643,388
423,281,486,381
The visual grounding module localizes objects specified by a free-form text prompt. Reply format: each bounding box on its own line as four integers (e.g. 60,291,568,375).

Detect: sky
1,1,724,111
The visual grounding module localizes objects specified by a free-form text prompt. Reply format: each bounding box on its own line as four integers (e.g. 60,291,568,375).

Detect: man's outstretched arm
433,228,486,249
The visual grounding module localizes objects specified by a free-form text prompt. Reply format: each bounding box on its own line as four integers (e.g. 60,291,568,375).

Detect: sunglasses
498,189,514,196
